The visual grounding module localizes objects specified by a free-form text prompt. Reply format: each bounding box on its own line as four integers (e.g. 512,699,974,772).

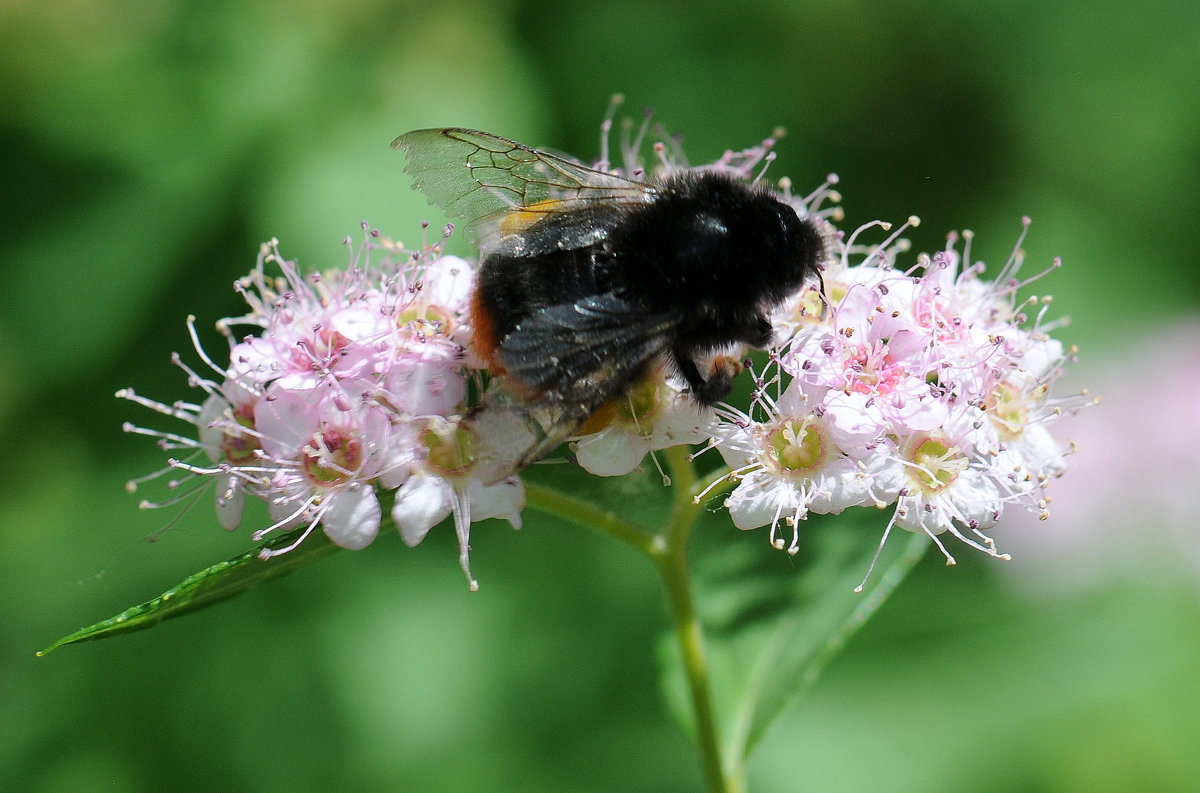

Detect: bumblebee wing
500,294,678,397
393,128,656,249
485,295,680,470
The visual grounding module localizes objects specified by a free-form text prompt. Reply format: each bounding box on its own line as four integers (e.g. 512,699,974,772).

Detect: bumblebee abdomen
467,281,504,374
470,242,617,392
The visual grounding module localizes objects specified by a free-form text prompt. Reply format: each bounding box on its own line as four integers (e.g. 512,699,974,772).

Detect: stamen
259,522,317,559
855,513,898,592
451,486,479,592
596,93,624,172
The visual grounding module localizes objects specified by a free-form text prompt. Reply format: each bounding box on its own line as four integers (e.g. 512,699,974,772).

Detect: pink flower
122,108,1084,594
390,416,525,590
122,229,523,587
710,217,1081,580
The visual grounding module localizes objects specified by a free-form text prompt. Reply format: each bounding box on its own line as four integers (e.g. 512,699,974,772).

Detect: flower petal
575,428,651,477
467,478,526,530
321,485,381,550
391,476,453,546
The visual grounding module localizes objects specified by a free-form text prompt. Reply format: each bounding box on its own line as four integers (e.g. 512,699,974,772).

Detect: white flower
572,374,716,478
711,217,1081,580
391,416,525,590
712,379,880,553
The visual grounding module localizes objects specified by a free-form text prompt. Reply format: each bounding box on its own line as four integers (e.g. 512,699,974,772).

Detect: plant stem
649,445,737,793
522,480,661,556
523,450,736,792
654,531,732,792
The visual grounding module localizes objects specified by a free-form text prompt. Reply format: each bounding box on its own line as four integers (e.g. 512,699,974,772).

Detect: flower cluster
708,217,1079,584
121,229,523,589
122,108,1081,590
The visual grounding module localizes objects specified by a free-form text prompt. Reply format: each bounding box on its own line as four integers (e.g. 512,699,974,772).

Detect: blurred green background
3,1,1198,791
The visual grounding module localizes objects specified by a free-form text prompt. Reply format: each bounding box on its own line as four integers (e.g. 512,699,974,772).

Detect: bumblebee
394,127,824,475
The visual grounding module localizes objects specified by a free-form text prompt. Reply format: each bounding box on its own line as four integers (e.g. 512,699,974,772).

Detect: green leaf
39,527,341,655
660,516,928,769
728,528,928,760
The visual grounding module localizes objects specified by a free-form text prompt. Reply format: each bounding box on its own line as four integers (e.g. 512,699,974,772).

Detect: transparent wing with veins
392,128,657,249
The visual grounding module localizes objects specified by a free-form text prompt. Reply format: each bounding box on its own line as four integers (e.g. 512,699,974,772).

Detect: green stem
522,479,660,556
649,445,736,793
523,450,735,792
653,532,732,793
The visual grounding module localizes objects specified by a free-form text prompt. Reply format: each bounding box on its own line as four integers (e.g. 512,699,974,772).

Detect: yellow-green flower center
221,407,259,464
617,379,659,425
987,381,1046,440
421,420,476,477
907,435,965,493
398,303,453,335
790,284,832,325
766,418,825,474
578,378,661,436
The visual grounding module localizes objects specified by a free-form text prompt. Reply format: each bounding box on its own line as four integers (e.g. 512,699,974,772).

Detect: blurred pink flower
1000,320,1200,590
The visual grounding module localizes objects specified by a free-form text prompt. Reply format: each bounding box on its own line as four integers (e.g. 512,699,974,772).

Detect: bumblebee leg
671,344,735,406
702,355,743,404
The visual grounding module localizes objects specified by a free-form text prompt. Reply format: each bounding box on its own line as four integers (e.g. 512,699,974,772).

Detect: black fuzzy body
472,171,823,410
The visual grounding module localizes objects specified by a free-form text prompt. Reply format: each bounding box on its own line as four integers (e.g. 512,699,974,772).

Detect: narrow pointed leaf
40,527,340,655
729,529,929,760
657,516,929,767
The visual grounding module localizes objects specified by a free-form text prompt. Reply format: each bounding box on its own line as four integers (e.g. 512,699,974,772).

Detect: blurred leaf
660,520,928,767
39,526,341,655
731,530,928,759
